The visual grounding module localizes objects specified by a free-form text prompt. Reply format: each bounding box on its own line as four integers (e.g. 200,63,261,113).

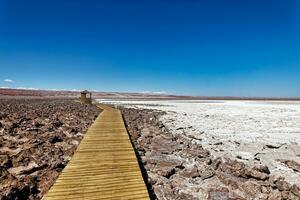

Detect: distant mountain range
0,88,299,101
0,88,179,99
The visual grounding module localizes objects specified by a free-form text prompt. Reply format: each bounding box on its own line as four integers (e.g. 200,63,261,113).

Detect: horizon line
1,87,300,100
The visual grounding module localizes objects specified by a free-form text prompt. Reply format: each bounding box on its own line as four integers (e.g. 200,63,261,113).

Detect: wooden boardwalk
44,104,149,200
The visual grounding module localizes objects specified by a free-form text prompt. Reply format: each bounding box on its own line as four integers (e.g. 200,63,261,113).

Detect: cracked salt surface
98,99,300,185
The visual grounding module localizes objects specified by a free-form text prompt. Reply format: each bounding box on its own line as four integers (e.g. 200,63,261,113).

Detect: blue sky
0,0,300,97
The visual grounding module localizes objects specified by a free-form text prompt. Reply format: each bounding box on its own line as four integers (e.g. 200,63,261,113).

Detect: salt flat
98,99,300,185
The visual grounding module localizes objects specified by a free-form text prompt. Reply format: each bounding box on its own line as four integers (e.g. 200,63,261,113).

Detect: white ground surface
98,99,300,185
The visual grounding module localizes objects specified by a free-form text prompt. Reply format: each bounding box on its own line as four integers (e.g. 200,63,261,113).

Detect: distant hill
0,88,299,101
0,88,180,99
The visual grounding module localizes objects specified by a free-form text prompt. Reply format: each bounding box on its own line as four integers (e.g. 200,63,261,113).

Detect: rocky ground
121,107,300,200
0,98,100,200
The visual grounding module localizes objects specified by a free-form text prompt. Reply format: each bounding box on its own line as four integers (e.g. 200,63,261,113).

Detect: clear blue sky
0,0,300,97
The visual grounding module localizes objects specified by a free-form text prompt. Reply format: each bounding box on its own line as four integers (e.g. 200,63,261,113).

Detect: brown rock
283,191,300,200
291,185,300,197
151,135,179,154
186,143,210,159
2,185,31,200
246,167,269,180
199,166,215,180
153,184,175,200
38,170,60,195
241,181,262,197
147,154,182,178
267,189,282,200
216,172,240,190
179,164,199,178
281,191,289,199
279,159,300,173
220,159,247,178
261,185,271,194
8,161,47,176
208,187,229,200
147,172,168,185
253,164,270,174
175,192,198,200
269,175,282,188
211,157,222,170
276,180,290,191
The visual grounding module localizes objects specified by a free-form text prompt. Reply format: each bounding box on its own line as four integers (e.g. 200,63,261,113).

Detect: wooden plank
44,104,149,200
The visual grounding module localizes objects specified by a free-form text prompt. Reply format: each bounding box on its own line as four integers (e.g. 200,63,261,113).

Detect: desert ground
100,99,300,199
0,98,100,199
1,88,300,200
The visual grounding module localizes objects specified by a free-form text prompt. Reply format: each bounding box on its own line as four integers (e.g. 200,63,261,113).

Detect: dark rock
2,185,31,200
269,175,282,188
265,144,282,149
5,122,19,133
53,162,66,171
0,156,13,169
52,119,63,128
214,142,223,145
50,135,63,144
253,164,270,174
164,168,176,179
210,157,222,170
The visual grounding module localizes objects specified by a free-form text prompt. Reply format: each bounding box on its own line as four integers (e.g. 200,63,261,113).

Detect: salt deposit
98,99,300,185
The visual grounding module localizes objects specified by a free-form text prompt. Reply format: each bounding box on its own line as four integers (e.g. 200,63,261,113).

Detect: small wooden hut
80,90,92,104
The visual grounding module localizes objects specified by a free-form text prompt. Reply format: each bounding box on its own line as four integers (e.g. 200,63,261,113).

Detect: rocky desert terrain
0,98,100,200
115,100,300,200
